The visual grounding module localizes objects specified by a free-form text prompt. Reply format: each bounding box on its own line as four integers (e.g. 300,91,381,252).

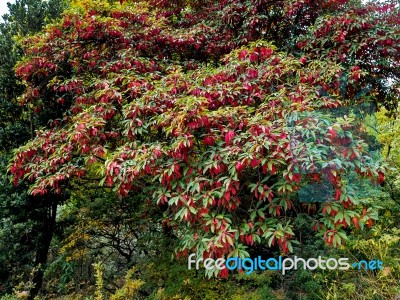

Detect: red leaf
224,191,231,201
378,171,384,184
247,68,258,79
235,162,244,173
219,267,229,278
327,127,337,139
106,176,113,187
224,130,235,145
292,173,301,183
249,52,258,62
271,164,276,175
238,50,248,61
114,167,120,176
250,158,260,168
335,189,341,201
352,217,359,229
203,135,215,146
259,47,273,59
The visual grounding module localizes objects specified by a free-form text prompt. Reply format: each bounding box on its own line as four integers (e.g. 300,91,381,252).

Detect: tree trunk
28,199,58,300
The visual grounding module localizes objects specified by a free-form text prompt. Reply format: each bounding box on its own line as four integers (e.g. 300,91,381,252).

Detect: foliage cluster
0,0,398,299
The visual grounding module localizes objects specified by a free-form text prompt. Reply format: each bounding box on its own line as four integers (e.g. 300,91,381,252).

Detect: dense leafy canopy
8,0,399,275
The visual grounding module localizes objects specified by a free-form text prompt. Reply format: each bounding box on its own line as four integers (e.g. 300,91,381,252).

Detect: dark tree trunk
28,199,58,300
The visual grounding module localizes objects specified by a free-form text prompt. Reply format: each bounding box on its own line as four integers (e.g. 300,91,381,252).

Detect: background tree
0,0,65,297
